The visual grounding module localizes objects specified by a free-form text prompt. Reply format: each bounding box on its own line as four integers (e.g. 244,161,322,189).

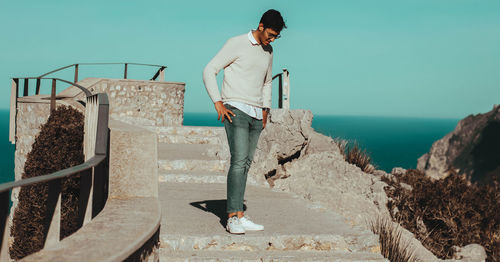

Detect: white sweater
203,32,273,108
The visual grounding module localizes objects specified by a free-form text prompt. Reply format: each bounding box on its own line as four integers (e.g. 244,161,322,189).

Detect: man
203,9,286,234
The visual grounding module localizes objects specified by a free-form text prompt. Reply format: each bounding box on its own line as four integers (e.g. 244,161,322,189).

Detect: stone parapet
69,78,185,127
109,120,158,199
21,197,161,262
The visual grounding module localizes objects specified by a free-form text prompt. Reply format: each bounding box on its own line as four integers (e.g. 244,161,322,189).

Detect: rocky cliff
417,105,500,183
247,109,486,262
249,109,389,225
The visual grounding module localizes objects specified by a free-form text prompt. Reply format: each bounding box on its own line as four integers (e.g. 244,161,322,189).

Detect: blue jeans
223,104,263,213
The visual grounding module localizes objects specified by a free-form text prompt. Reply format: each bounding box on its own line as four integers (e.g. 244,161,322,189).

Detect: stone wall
9,100,83,255
71,78,185,127
11,78,183,210
14,103,51,181
9,78,182,258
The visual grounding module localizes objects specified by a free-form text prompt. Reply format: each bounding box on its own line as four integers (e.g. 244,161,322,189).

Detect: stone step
158,159,228,173
160,249,388,262
159,134,221,145
161,233,379,253
147,126,226,144
158,183,383,259
158,143,224,160
159,171,227,184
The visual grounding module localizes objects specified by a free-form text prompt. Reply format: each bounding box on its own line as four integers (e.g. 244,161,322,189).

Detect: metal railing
0,93,109,261
9,62,166,144
9,78,91,144
12,62,167,98
37,62,167,85
272,68,290,109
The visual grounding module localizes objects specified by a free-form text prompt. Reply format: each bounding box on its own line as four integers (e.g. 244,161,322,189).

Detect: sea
0,110,459,183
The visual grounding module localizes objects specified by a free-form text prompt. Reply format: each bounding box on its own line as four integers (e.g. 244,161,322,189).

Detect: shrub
335,139,375,174
10,106,84,259
333,138,348,156
370,216,417,262
382,169,500,261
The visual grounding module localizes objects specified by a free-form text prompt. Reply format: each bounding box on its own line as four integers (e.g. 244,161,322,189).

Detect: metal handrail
11,62,167,100
31,62,167,82
1,92,110,259
13,77,92,97
272,69,290,109
0,155,105,194
9,62,165,145
9,77,93,144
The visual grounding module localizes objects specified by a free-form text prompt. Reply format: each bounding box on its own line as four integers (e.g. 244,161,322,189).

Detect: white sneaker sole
226,228,245,234
242,227,264,231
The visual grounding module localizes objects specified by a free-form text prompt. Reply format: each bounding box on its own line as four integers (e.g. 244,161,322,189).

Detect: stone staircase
156,126,388,261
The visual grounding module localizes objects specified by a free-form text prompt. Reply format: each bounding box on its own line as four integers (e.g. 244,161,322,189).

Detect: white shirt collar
247,30,259,45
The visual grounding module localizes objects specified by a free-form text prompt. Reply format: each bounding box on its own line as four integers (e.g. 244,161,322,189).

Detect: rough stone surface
452,244,487,262
14,103,51,182
272,151,390,227
234,109,390,228
68,78,185,127
390,167,407,176
10,101,84,254
159,182,384,259
248,109,314,185
160,250,388,262
21,198,161,262
234,109,466,262
417,104,500,182
109,120,158,199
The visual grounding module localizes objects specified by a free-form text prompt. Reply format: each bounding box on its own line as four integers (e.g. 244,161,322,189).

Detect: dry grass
10,106,84,259
335,139,375,174
370,217,417,262
382,169,500,261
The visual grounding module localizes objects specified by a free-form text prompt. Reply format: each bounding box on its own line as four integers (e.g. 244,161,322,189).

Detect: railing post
83,95,97,225
95,94,109,155
23,79,29,97
36,78,41,95
9,79,19,144
278,74,283,109
124,63,128,79
50,79,56,111
93,94,109,216
43,180,61,249
159,67,165,81
79,168,93,227
0,190,10,261
74,64,79,83
282,69,290,110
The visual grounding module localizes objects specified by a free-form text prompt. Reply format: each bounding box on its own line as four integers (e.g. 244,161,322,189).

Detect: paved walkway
156,126,387,261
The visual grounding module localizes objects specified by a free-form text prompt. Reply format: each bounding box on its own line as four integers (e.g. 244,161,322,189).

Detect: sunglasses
266,31,281,40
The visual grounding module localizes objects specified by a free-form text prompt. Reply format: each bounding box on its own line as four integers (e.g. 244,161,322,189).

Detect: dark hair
260,9,287,32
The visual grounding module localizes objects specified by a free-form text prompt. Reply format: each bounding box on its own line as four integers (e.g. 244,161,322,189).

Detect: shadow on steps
190,199,247,227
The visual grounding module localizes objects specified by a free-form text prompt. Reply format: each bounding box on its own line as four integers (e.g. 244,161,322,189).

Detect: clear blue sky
1,0,499,118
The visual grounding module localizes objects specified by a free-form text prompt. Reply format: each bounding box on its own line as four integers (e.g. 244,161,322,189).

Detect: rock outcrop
248,109,486,262
248,109,314,185
417,105,500,182
249,109,389,226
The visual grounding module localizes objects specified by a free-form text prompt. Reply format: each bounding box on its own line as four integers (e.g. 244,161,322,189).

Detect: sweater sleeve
262,52,273,108
203,38,238,103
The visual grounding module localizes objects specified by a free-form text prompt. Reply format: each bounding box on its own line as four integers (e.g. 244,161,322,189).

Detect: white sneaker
226,216,245,234
239,216,264,231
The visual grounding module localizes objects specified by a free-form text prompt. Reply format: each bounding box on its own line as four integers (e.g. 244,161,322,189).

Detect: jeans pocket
224,104,241,116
